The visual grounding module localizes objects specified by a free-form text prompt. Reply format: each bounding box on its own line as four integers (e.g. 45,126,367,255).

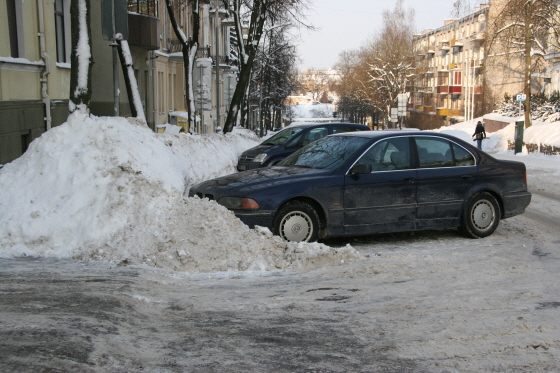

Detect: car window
452,143,475,166
356,137,411,171
279,136,370,170
332,126,362,134
284,132,304,148
301,127,328,146
415,137,454,168
262,127,305,146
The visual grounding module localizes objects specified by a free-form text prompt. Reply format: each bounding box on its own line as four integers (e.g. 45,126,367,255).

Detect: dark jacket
473,123,486,140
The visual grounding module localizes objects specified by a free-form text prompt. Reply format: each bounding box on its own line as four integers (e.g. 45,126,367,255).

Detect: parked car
190,131,531,242
236,122,370,171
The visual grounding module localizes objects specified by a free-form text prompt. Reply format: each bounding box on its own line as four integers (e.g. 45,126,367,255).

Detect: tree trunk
69,0,93,113
165,0,200,130
117,41,137,118
524,2,532,128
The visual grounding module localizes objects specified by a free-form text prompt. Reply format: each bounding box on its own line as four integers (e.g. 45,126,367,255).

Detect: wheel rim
471,199,495,231
280,211,313,242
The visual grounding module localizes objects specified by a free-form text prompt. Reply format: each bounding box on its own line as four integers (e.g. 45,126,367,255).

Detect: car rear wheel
274,201,320,242
459,192,500,238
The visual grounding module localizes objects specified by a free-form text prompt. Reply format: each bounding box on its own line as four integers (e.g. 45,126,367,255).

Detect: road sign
397,93,409,116
516,94,527,102
390,108,398,122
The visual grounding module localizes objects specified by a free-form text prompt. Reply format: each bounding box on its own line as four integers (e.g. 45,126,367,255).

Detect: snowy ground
1,114,559,372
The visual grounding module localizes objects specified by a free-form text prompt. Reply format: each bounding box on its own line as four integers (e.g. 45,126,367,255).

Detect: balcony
467,86,484,94
212,55,239,67
470,60,484,69
451,38,463,49
166,41,211,58
427,46,436,54
449,86,462,94
471,32,484,42
437,86,449,94
127,13,159,50
450,63,462,70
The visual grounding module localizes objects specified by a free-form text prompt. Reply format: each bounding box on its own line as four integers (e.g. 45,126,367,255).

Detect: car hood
241,144,276,156
192,166,333,195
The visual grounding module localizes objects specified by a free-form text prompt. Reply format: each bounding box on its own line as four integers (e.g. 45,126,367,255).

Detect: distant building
412,5,488,124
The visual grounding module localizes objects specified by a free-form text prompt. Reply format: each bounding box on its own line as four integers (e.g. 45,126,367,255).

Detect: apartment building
412,5,488,124
1,0,71,164
1,0,237,165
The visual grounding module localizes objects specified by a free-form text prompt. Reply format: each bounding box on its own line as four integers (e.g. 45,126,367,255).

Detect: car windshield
279,136,370,170
262,127,305,145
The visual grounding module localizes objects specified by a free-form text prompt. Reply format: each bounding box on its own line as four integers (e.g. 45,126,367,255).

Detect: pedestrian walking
472,121,486,150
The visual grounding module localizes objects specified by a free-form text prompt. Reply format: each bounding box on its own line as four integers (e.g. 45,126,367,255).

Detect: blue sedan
190,131,531,242
236,122,370,171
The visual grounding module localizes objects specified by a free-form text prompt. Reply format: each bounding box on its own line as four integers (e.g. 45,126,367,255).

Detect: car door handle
461,175,473,179
404,178,416,184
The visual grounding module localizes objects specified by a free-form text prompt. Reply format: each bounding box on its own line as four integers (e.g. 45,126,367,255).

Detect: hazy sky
296,0,462,70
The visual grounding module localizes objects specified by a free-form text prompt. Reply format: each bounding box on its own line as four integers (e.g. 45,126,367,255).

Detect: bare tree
297,69,334,102
364,0,415,127
223,0,311,133
254,26,298,132
333,50,377,124
452,0,474,18
69,0,93,114
486,0,560,128
165,0,202,130
117,40,146,121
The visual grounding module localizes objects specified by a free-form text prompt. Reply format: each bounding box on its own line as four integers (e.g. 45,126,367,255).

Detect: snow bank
0,113,359,272
435,117,560,152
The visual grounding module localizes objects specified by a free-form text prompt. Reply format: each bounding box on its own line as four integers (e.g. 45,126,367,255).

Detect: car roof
330,130,471,142
330,130,448,138
286,122,369,129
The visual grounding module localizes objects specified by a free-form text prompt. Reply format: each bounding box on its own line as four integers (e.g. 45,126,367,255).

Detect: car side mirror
350,163,372,175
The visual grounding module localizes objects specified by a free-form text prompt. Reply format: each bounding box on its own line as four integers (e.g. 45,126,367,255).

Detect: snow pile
435,117,560,153
0,113,359,272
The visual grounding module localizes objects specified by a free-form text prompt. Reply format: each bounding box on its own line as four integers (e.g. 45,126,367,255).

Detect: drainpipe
38,0,52,130
151,50,157,131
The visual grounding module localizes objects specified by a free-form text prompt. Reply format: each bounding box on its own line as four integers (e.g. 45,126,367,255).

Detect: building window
54,0,68,63
452,71,462,86
6,0,20,57
127,0,157,17
437,72,449,86
158,71,164,114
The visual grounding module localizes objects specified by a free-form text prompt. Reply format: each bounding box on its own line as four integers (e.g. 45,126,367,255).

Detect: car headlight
253,153,268,163
218,197,260,209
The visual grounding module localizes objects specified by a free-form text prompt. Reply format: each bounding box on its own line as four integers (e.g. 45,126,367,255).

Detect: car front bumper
233,209,276,229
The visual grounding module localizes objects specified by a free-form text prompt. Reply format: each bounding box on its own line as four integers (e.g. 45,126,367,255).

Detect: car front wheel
459,192,500,238
274,201,320,242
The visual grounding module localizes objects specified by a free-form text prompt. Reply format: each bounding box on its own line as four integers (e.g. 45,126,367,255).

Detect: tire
273,201,320,242
459,192,501,238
